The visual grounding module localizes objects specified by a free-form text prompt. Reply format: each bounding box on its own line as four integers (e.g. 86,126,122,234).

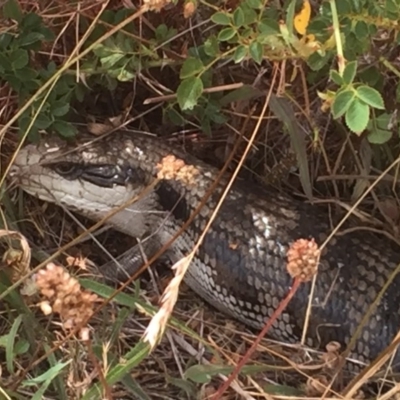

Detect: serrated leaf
177,77,203,111
356,85,385,110
233,8,245,27
342,61,357,85
3,0,23,23
345,99,369,134
329,70,344,86
374,112,391,129
233,45,247,63
180,57,204,79
367,128,392,144
211,12,231,25
249,41,263,64
218,27,236,41
10,49,29,70
331,89,355,118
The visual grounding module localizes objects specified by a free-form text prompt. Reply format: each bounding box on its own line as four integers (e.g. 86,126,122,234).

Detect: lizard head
10,132,162,237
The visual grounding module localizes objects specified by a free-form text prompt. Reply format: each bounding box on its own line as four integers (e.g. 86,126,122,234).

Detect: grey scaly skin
10,131,400,369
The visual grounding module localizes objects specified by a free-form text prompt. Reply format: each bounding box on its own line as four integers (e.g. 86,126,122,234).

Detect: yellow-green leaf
345,98,369,134
177,77,203,111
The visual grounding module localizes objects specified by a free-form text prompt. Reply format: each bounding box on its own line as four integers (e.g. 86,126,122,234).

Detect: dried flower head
287,238,320,282
157,155,199,185
35,263,99,336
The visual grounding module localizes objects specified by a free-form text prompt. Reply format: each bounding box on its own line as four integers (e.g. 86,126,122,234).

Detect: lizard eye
53,162,80,177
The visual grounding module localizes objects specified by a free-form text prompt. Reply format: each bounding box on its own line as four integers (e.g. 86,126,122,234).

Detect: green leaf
10,49,29,70
233,8,245,27
307,52,330,71
34,113,53,130
331,89,355,119
329,70,344,86
23,361,71,385
259,19,280,35
247,0,263,8
220,85,262,106
375,113,392,130
0,33,13,49
177,77,203,111
345,98,369,134
354,21,368,37
100,53,125,69
233,45,247,63
3,0,23,23
218,27,236,41
185,364,274,384
20,13,42,30
342,61,357,85
52,120,77,137
356,85,385,109
6,315,22,374
180,57,204,79
240,4,258,25
285,0,297,35
211,12,231,25
14,67,38,82
92,43,109,58
116,68,135,82
0,52,11,71
51,102,70,117
367,128,392,144
263,383,303,396
166,107,185,125
249,41,263,64
19,32,45,47
204,36,219,57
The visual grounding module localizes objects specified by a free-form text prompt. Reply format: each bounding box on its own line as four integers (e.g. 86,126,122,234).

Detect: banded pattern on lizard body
10,131,400,369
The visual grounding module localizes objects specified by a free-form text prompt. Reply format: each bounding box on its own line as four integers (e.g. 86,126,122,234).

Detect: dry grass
1,0,400,399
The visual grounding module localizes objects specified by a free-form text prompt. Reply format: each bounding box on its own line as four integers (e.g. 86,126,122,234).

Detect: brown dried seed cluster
157,155,199,185
286,238,320,282
35,263,99,331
